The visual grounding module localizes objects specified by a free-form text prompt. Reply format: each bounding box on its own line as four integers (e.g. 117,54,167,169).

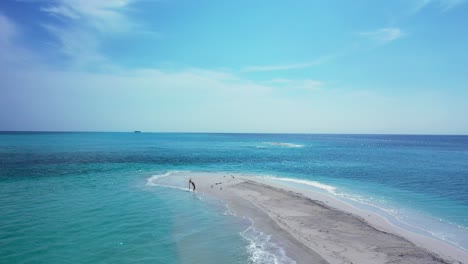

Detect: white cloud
360,27,406,44
41,23,107,67
267,78,323,91
41,5,80,19
37,0,147,67
0,64,325,132
0,12,322,98
41,0,135,32
0,14,16,42
1,15,465,134
0,14,37,65
242,57,330,72
4,60,464,134
414,0,467,11
0,16,326,132
0,14,16,62
0,16,323,133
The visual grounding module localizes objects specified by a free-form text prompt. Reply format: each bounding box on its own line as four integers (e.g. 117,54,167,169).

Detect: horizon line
0,130,467,136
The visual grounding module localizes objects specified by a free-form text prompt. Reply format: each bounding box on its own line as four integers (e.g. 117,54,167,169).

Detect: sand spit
191,175,466,264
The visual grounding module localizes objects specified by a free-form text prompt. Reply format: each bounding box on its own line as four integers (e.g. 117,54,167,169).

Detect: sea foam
262,142,304,148
241,225,296,264
146,171,191,192
263,176,337,195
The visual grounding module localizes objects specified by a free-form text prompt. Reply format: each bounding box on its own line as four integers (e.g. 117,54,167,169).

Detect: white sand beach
190,174,468,264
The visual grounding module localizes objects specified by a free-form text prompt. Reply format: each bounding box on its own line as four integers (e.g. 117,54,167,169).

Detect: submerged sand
190,174,467,264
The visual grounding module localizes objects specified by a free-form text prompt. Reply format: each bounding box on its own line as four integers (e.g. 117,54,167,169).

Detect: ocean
1,132,467,263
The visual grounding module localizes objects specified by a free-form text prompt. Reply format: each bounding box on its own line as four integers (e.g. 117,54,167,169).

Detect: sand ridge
190,174,465,264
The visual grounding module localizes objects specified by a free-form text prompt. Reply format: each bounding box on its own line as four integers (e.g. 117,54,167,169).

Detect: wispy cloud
414,0,467,12
267,78,323,91
42,23,106,67
36,0,148,67
40,0,136,32
0,14,36,65
0,59,325,132
241,56,330,73
0,13,16,43
41,5,80,19
359,27,406,44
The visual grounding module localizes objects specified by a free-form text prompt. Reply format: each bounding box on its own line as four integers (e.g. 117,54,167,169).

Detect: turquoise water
1,132,467,263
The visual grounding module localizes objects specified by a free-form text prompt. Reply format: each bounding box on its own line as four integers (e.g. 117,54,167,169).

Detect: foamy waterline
262,176,337,195
259,175,468,254
241,224,296,264
146,171,191,192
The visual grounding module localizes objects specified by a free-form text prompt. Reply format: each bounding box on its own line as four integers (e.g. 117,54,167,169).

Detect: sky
0,0,467,134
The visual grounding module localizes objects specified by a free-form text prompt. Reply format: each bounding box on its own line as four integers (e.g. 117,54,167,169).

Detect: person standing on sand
188,178,196,191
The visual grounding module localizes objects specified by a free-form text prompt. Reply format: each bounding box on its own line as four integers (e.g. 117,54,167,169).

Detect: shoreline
186,173,467,264
253,176,468,262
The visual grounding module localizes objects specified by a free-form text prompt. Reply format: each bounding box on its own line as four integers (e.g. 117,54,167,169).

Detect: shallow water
1,132,467,263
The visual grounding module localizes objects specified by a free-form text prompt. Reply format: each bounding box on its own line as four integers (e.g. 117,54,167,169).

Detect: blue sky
0,0,467,133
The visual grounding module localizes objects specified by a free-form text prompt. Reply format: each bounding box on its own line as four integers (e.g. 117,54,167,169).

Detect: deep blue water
1,132,467,263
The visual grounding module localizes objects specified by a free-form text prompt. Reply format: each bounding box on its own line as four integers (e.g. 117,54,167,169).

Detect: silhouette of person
188,178,196,191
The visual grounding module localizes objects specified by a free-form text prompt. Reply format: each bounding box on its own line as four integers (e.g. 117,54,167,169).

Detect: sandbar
191,174,467,264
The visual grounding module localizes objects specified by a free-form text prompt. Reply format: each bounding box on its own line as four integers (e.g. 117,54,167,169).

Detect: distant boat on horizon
134,131,142,133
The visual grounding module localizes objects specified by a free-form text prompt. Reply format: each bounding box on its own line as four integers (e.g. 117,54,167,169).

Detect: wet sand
192,174,467,264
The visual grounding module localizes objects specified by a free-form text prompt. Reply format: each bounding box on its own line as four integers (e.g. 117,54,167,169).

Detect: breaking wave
262,142,304,148
241,225,296,264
